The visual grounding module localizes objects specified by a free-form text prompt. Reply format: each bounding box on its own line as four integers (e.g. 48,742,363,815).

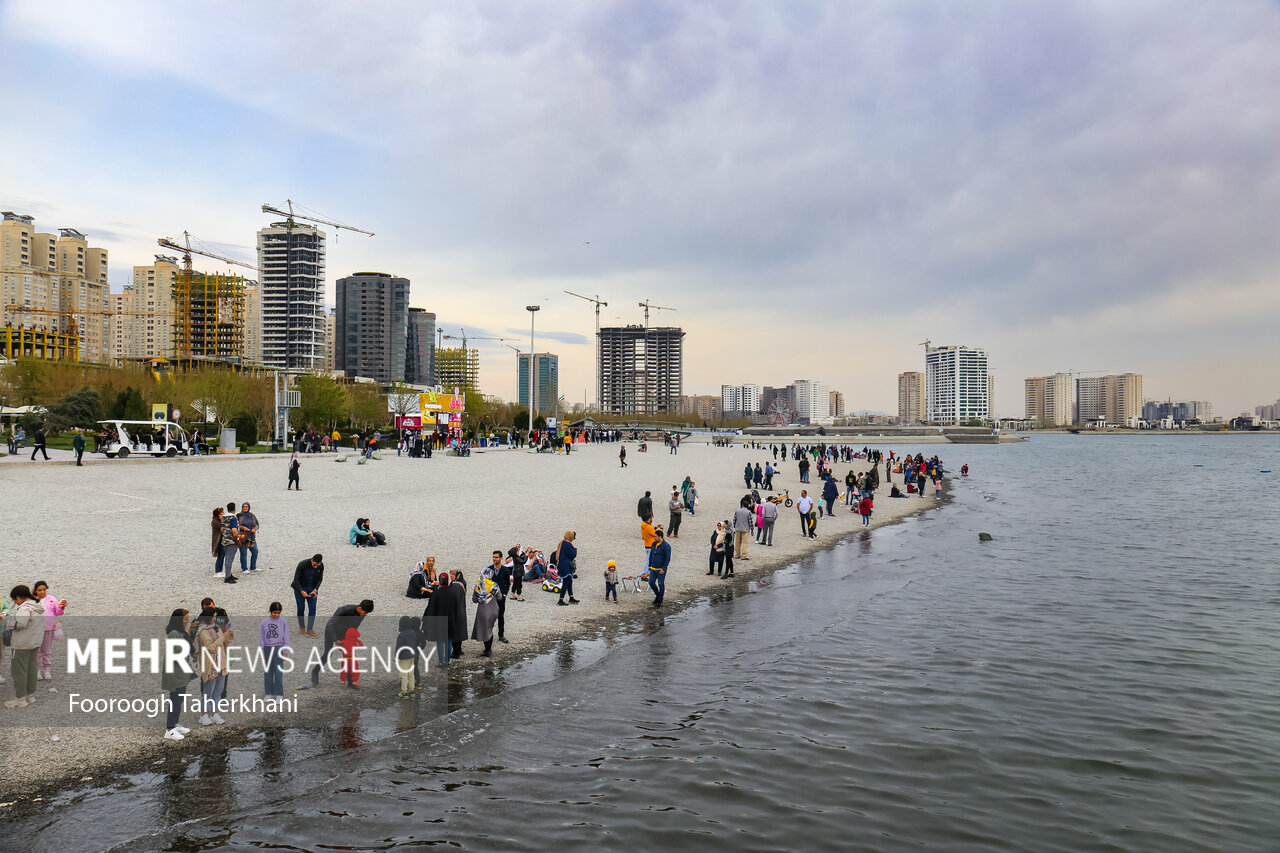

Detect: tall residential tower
924,345,990,425
257,221,326,370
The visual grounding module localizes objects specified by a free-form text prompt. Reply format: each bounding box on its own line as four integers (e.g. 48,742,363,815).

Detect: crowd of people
3,436,954,746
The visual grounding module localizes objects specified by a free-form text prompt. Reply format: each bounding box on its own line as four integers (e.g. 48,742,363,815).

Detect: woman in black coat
422,571,454,666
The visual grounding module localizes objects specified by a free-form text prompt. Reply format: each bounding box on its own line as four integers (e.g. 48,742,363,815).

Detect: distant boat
1261,470,1272,474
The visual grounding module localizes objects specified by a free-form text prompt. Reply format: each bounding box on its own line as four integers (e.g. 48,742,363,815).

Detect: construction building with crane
258,201,373,372
157,231,259,366
435,346,480,392
598,324,685,416
1,211,111,362
334,271,409,384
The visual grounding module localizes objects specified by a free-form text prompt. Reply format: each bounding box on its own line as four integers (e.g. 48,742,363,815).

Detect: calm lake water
7,434,1279,852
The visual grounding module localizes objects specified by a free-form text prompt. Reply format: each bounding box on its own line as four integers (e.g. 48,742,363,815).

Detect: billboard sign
419,392,465,414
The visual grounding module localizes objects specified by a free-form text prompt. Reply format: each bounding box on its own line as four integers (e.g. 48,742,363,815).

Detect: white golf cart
98,419,189,458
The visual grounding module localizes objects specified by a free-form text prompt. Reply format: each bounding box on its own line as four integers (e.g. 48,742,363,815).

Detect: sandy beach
0,438,950,796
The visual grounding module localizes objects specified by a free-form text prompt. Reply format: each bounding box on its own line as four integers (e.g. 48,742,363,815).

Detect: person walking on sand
764,461,774,490
637,490,653,520
287,453,301,490
470,573,500,657
667,490,683,538
759,498,778,546
259,602,290,699
73,429,85,466
753,463,763,489
291,554,324,637
554,531,580,605
310,599,373,686
733,500,753,561
29,426,49,461
619,445,627,468
822,476,839,517
484,550,512,643
743,462,753,489
859,493,873,526
641,515,658,573
797,491,815,538
648,528,671,607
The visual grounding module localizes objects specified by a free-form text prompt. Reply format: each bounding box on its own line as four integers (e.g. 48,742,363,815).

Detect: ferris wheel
767,398,794,426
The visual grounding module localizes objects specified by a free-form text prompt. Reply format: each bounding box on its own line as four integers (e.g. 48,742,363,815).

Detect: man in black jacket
637,490,653,520
311,599,373,686
484,551,513,644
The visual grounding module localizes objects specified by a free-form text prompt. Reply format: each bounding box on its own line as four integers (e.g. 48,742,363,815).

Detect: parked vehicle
98,419,189,459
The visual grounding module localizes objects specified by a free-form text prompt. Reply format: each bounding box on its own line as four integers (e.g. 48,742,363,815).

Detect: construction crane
919,339,932,353
441,330,513,349
565,290,607,409
159,232,259,361
638,299,675,328
261,200,374,237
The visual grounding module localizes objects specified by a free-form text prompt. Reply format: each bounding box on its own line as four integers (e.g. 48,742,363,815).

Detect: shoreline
0,439,951,801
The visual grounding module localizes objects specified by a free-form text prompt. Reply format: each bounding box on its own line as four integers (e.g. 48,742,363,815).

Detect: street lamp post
526,305,539,448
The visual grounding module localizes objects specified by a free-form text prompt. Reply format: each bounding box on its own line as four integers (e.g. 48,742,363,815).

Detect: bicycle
766,489,793,508
621,574,649,593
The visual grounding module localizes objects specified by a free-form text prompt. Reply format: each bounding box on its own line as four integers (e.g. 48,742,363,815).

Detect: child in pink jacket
32,581,65,681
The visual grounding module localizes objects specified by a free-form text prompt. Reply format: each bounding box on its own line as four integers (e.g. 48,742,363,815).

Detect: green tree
195,371,248,429
294,374,347,430
45,386,102,432
346,381,386,428
108,386,148,420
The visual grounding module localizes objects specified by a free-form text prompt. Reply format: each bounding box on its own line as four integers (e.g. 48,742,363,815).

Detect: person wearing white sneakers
193,606,233,726
162,608,196,741
4,585,44,708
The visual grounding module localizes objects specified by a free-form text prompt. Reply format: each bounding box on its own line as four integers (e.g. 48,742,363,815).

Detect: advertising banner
419,392,465,414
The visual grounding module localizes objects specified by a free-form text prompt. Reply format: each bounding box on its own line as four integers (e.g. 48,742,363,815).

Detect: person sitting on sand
523,550,547,581
350,518,372,547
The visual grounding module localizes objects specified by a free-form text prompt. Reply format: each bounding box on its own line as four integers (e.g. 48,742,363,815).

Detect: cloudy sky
2,1,1277,416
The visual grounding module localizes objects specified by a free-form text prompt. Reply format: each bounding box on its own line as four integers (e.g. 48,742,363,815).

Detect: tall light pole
503,342,523,402
526,305,539,445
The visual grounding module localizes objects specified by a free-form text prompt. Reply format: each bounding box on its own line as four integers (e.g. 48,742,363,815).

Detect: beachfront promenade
0,438,945,792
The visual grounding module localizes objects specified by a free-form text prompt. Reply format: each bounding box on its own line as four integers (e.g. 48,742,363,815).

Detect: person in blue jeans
259,602,290,698
290,554,324,637
648,529,671,607
237,502,260,574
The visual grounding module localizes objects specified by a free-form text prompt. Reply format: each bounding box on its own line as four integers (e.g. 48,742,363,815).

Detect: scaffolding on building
1,323,79,362
182,272,247,363
434,346,480,392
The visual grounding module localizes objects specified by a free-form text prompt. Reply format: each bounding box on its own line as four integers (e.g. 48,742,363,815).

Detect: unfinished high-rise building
598,325,685,416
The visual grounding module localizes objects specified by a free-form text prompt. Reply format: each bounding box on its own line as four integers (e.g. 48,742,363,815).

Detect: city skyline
2,2,1277,415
